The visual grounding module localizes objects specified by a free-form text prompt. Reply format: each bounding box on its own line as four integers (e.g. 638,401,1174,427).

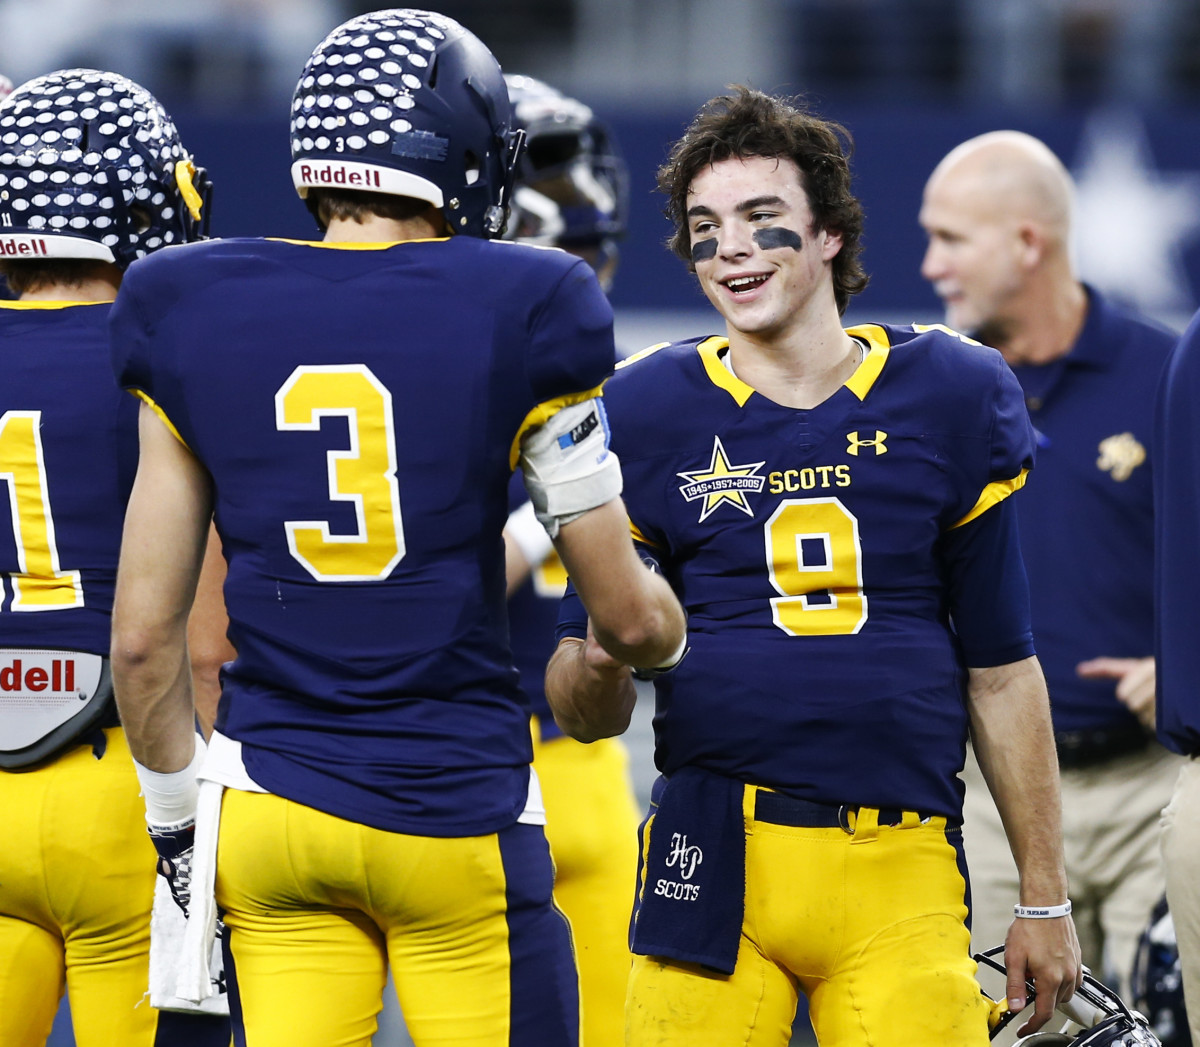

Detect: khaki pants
1161,755,1200,1044
961,741,1179,995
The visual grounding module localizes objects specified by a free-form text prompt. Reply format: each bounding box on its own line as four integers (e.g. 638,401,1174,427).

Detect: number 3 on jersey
764,497,867,636
0,410,84,610
275,365,405,582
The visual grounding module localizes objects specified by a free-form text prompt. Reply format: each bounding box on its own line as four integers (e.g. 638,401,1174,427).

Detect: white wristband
504,500,554,569
651,633,689,671
1013,900,1072,919
134,734,207,827
631,633,689,681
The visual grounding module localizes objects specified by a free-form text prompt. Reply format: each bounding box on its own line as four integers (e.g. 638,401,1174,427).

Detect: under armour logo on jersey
665,833,703,881
1096,432,1145,481
846,430,888,456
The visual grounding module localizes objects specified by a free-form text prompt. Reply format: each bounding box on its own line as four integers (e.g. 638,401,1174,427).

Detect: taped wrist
135,734,207,827
519,398,623,538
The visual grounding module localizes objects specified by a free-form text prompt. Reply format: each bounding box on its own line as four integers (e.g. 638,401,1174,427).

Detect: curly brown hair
657,86,868,315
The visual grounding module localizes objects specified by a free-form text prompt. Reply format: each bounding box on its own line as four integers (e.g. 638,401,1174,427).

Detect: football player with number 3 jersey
0,71,228,1046
546,87,1082,1046
108,10,684,1047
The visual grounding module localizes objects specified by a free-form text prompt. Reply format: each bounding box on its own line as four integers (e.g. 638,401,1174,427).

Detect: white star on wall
1071,110,1200,318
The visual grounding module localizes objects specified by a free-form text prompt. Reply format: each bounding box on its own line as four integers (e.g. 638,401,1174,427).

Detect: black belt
1055,727,1149,770
753,790,932,833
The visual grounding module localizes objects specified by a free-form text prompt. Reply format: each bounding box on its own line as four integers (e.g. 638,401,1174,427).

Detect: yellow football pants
534,731,640,1047
216,787,579,1047
0,728,159,1047
627,792,991,1047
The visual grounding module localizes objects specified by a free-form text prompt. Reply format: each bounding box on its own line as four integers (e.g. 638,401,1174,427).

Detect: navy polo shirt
1003,287,1175,736
1154,310,1200,756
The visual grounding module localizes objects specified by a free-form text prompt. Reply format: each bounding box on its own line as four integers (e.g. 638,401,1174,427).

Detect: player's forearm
554,499,686,667
112,619,198,772
586,570,685,668
187,523,234,738
968,656,1069,903
545,637,637,742
112,402,213,769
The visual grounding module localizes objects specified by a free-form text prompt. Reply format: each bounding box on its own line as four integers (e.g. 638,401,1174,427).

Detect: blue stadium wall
175,104,1200,328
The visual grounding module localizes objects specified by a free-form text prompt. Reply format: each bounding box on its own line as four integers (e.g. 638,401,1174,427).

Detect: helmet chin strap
488,127,527,238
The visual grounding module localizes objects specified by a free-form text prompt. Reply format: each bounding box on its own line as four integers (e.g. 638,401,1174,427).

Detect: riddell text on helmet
0,237,49,256
297,163,383,188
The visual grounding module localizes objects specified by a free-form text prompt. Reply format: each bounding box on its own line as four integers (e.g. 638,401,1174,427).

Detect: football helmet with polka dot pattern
290,8,523,239
0,69,210,267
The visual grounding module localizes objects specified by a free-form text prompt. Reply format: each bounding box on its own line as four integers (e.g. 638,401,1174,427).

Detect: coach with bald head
920,131,1180,995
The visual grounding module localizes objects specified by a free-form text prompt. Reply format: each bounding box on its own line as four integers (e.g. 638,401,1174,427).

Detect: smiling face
686,156,843,344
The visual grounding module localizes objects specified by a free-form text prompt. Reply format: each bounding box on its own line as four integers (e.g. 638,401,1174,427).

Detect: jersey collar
266,237,452,250
0,299,110,309
697,325,892,406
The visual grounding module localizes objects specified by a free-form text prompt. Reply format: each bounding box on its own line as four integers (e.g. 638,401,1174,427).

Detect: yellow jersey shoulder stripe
617,341,672,370
950,469,1029,530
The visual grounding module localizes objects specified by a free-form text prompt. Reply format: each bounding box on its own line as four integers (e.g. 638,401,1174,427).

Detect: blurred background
5,0,1200,343
6,1,1198,1043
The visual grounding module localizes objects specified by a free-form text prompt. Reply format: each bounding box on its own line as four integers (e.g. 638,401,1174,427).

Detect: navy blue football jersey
0,301,135,652
559,325,1036,818
111,236,616,836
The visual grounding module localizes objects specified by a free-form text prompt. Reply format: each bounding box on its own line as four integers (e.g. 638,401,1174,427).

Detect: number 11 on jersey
0,410,84,611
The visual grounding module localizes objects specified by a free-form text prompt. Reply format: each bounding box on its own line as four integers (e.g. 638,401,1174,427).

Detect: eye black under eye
691,238,718,263
753,227,804,252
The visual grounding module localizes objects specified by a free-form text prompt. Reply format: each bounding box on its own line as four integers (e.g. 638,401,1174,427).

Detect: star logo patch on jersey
676,436,766,521
1096,431,1145,481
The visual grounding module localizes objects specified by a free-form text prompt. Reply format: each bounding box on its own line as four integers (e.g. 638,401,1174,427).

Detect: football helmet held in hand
976,945,1161,1046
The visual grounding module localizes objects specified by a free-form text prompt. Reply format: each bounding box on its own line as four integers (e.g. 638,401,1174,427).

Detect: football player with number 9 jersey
546,87,1082,1046
108,9,684,1047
